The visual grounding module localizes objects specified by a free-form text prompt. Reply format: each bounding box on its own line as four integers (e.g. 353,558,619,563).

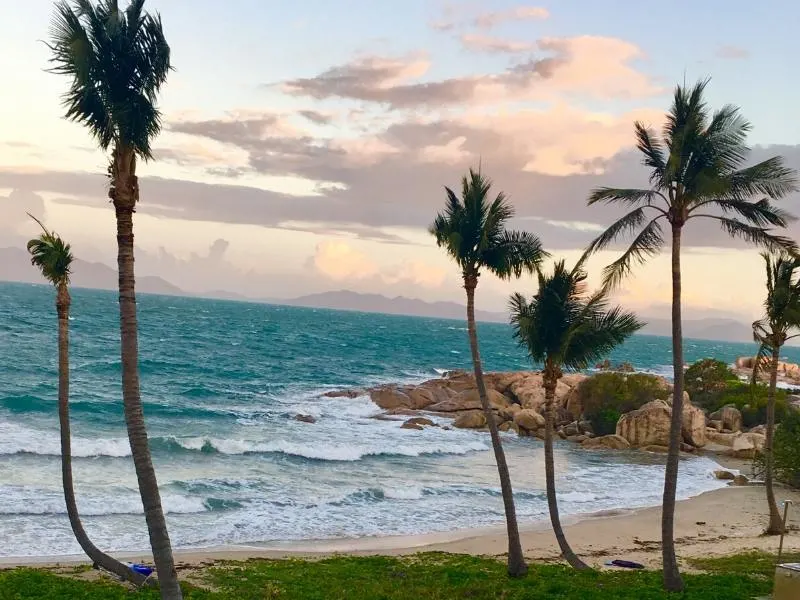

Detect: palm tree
47,2,181,597
752,252,800,534
27,216,148,587
430,167,547,577
584,79,798,591
509,259,642,570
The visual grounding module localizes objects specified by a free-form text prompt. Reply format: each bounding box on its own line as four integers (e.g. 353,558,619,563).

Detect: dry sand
4,482,799,571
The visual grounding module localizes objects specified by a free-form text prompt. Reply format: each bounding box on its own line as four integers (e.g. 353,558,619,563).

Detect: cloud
460,33,536,53
297,109,334,125
474,6,550,29
716,45,749,60
312,240,447,288
433,5,549,31
281,37,659,109
312,240,379,281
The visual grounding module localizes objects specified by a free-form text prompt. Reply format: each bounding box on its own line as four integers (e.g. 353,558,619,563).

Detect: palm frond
634,122,667,187
727,156,799,201
483,230,547,280
509,259,641,372
587,187,667,207
600,216,665,291
26,215,74,287
47,0,171,158
691,198,794,228
583,207,649,256
697,215,798,254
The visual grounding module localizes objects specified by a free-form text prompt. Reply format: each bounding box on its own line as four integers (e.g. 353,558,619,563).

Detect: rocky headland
320,363,784,465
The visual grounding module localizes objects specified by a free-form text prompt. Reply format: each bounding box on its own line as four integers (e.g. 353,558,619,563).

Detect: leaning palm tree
509,259,642,571
752,252,800,534
27,216,148,587
430,167,547,577
47,2,181,597
584,79,798,591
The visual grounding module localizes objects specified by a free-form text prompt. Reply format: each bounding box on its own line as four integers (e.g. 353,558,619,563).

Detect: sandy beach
5,480,798,571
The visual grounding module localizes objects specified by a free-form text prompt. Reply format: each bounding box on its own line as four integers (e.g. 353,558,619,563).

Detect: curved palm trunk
543,373,589,570
662,224,684,592
112,149,183,600
765,346,785,534
57,286,148,587
465,278,527,578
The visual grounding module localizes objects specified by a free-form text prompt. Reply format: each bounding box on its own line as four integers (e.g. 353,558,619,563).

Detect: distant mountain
640,317,754,344
286,290,506,323
0,247,184,296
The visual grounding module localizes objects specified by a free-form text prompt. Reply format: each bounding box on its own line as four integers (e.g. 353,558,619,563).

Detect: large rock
581,434,631,450
454,388,510,409
616,397,707,449
514,409,546,431
453,411,487,429
616,400,672,447
404,417,436,427
370,387,413,410
681,400,707,447
565,387,582,420
427,399,481,413
728,432,766,459
707,430,739,447
709,405,743,432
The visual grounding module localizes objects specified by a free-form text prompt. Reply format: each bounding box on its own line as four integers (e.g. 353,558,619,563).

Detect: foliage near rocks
684,358,789,427
0,552,782,599
578,373,669,435
755,408,800,488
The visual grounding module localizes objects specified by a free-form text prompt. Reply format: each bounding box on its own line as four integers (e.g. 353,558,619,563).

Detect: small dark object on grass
605,559,645,569
696,521,706,525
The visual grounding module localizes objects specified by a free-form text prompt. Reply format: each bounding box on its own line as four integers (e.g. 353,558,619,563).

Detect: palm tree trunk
464,276,527,578
765,346,785,534
662,224,685,592
543,372,589,570
57,285,148,587
112,149,183,600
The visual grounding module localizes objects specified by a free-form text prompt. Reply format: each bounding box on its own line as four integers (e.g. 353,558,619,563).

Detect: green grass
0,552,786,599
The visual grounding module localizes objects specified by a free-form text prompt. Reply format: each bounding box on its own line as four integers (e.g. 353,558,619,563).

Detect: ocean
1,281,793,558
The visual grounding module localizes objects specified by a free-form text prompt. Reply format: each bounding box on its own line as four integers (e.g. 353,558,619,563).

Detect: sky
1,0,799,319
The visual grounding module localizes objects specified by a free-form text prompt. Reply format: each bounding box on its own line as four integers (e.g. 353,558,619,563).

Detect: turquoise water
0,281,785,557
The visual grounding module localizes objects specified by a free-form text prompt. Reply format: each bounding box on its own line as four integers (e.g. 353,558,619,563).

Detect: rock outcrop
709,405,743,432
581,435,630,450
453,411,487,429
616,398,707,448
728,432,766,459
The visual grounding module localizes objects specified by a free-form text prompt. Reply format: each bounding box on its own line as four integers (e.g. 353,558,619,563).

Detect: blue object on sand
129,563,154,576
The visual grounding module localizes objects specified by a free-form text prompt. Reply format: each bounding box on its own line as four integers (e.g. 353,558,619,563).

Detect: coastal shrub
684,359,738,407
712,382,789,428
684,359,789,427
755,409,800,488
578,373,668,435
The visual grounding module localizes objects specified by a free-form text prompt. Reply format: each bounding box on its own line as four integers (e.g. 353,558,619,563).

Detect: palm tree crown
585,79,798,288
430,168,547,281
753,252,800,366
27,216,74,289
47,0,171,159
510,259,643,373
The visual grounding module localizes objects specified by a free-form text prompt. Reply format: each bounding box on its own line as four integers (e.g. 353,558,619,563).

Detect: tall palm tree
509,259,642,571
752,252,800,534
27,216,148,587
47,2,181,597
430,167,547,577
584,79,798,591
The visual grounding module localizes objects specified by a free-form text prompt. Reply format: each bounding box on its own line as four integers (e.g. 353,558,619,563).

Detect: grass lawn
1,551,796,599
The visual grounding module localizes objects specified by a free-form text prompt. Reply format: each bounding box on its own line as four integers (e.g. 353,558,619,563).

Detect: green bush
684,358,790,427
578,372,668,435
772,409,800,487
684,358,738,407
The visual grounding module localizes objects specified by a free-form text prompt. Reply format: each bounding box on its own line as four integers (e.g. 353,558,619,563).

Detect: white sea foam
0,422,131,458
173,437,489,461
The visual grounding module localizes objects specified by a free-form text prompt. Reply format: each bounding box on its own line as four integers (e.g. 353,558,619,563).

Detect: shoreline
3,484,798,570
